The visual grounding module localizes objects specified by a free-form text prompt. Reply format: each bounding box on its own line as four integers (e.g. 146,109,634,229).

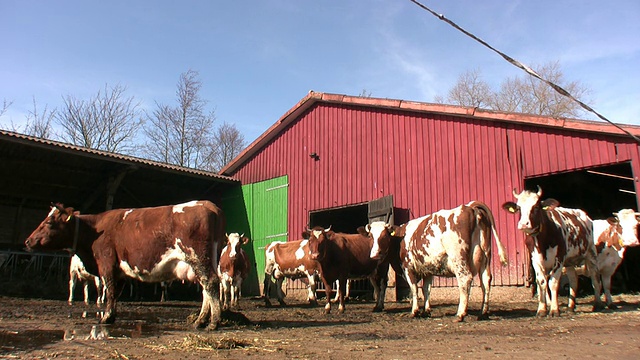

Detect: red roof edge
219,91,640,176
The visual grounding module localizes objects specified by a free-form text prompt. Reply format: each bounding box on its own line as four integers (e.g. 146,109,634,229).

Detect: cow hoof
308,299,318,307
566,307,575,314
411,311,420,318
264,301,273,308
372,306,383,313
535,310,547,318
453,316,465,323
607,303,618,310
550,310,560,317
205,323,219,331
477,313,490,321
593,303,605,312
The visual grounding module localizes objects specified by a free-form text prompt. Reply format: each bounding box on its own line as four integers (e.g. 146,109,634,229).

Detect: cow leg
276,277,287,306
564,266,578,313
68,275,76,305
585,258,605,312
232,277,242,308
82,281,90,305
421,276,433,318
454,269,473,322
220,277,231,311
478,264,492,320
95,276,107,307
332,280,340,303
263,273,273,307
197,287,214,327
195,278,221,330
601,270,616,309
531,261,549,317
371,269,388,313
321,277,335,314
100,277,124,324
307,274,318,306
404,269,423,318
548,268,562,317
95,277,105,307
336,275,347,314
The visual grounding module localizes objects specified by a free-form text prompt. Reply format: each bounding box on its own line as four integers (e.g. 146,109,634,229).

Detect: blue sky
1,1,639,145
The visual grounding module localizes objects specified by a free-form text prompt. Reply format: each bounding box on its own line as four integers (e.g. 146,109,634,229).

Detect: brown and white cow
218,233,251,310
503,187,605,317
263,237,322,307
589,209,640,308
24,200,226,330
68,254,105,306
307,226,399,314
372,201,508,322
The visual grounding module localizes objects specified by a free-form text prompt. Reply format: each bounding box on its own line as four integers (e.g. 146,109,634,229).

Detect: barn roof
220,91,640,175
1,129,238,212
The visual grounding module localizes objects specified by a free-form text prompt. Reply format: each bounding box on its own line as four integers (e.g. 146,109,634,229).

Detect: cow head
306,226,332,261
25,203,78,251
502,186,559,235
610,209,640,247
225,233,250,258
360,221,396,260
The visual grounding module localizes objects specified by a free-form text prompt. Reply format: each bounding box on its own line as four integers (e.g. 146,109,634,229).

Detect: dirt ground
1,287,639,360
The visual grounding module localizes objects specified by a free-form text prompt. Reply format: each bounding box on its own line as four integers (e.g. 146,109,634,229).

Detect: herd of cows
23,187,640,330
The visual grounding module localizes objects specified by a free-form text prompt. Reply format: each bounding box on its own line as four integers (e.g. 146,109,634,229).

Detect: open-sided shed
0,130,240,299
221,91,640,293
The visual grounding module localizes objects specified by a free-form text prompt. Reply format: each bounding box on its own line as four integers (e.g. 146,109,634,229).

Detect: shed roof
1,129,238,211
220,91,640,175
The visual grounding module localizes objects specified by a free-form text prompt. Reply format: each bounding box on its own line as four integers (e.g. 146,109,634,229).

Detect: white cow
589,209,640,308
68,254,105,306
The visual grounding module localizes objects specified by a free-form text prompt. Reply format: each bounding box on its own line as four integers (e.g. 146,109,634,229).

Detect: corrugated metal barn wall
231,102,640,286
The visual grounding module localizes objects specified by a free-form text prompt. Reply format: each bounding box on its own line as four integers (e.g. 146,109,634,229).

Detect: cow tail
470,201,509,266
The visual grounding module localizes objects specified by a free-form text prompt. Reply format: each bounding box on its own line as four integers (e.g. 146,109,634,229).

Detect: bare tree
436,61,591,118
436,69,492,108
143,69,216,169
209,122,246,172
24,97,55,138
359,89,373,98
0,99,11,118
55,84,143,154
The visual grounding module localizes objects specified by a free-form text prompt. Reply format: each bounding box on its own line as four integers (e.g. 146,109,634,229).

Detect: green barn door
220,184,255,294
250,176,288,288
220,176,288,296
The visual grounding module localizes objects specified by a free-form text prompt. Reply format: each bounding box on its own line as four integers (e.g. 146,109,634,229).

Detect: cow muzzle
24,237,38,250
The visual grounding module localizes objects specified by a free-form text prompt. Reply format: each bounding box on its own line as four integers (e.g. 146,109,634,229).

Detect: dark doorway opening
524,161,640,293
308,203,368,233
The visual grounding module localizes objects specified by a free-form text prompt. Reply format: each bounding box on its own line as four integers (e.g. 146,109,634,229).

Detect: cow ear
302,231,310,240
242,236,250,245
357,226,367,237
541,198,560,210
502,202,519,213
606,217,618,225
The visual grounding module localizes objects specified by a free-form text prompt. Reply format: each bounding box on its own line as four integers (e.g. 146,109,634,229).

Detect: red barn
221,91,640,295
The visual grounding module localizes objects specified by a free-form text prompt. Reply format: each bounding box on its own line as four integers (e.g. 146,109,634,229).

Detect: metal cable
409,0,640,143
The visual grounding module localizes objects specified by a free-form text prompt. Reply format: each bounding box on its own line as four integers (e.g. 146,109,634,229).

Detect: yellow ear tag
66,215,72,222
390,230,396,236
542,206,550,211
508,207,517,213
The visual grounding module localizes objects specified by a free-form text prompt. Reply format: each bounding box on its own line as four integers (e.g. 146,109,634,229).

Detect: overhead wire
408,0,640,143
